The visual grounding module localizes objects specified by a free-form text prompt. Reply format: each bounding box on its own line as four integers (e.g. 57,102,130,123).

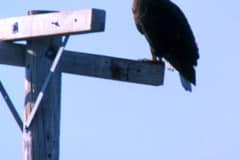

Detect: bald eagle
132,0,199,91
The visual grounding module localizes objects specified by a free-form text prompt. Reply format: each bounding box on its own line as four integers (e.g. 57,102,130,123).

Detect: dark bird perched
132,0,199,91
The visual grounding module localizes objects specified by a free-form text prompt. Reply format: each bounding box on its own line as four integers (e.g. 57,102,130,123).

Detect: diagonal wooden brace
0,81,23,131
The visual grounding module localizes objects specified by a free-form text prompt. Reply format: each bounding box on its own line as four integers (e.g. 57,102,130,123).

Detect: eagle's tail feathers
179,74,192,92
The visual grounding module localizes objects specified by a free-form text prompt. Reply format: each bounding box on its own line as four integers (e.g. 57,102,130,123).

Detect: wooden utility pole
24,37,62,160
0,8,164,160
23,11,62,160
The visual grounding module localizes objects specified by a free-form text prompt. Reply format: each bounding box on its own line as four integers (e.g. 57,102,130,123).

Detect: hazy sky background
0,0,240,160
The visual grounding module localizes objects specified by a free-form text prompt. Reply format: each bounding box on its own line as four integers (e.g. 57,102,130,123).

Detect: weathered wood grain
0,9,105,41
24,37,62,160
60,51,164,86
0,42,164,86
0,42,25,66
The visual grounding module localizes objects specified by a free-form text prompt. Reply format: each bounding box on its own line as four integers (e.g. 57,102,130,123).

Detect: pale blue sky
0,0,240,160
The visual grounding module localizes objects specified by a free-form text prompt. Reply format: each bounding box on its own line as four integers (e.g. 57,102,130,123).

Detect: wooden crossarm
0,43,164,86
61,51,164,86
0,9,105,41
